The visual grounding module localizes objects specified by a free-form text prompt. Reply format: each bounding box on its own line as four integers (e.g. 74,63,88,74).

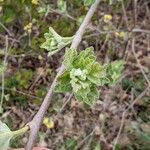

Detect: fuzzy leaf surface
41,27,73,56
0,121,13,150
55,47,102,105
55,47,125,105
107,60,125,86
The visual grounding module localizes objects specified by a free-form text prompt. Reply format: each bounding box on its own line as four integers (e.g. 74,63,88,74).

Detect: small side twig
131,38,150,86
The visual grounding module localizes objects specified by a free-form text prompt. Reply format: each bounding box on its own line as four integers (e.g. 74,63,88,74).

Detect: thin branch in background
134,0,137,26
132,28,150,34
0,36,9,113
57,93,73,114
25,0,101,149
74,130,94,150
49,7,77,21
131,38,150,86
88,25,150,35
0,22,12,36
0,87,41,100
121,0,130,30
28,32,31,47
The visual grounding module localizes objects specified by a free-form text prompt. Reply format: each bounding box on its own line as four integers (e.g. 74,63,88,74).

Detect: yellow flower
119,32,126,38
104,14,112,23
43,117,54,129
24,22,32,33
115,31,126,39
31,0,38,5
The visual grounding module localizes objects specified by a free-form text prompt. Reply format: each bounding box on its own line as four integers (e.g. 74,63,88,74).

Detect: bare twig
58,93,73,114
131,38,150,86
88,25,150,34
121,0,130,30
49,8,77,21
74,130,94,150
0,36,9,112
25,0,101,149
0,22,12,36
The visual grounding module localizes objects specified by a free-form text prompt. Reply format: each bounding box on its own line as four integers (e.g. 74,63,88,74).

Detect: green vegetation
0,0,149,149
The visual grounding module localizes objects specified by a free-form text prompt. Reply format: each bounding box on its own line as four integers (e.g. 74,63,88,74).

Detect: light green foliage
64,138,77,149
94,143,101,150
0,121,12,150
83,0,96,6
3,69,33,107
41,27,73,56
106,60,125,86
5,69,33,89
55,47,125,105
57,0,67,12
55,47,102,105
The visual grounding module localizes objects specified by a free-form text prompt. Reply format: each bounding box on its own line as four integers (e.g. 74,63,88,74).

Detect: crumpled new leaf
55,47,108,105
41,27,73,56
55,47,125,105
0,121,13,150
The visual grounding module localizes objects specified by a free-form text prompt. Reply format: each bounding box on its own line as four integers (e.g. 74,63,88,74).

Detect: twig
74,130,94,150
58,93,73,114
121,0,130,30
0,87,41,100
0,36,9,112
25,0,101,149
0,22,12,36
49,8,77,21
88,25,150,34
131,38,150,86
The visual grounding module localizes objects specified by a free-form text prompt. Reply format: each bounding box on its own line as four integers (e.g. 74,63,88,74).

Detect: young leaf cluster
55,47,101,105
41,27,73,56
55,47,124,105
55,47,125,105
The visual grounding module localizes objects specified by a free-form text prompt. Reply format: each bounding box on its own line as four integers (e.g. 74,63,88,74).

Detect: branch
25,0,101,149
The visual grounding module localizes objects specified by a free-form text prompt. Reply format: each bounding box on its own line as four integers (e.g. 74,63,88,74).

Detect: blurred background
0,0,150,149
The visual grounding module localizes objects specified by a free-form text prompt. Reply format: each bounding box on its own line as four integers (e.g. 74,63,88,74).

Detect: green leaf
0,7,15,24
40,27,73,56
65,138,77,149
55,47,125,106
73,47,95,69
57,0,67,12
75,85,99,105
55,71,72,93
107,60,125,86
63,48,77,70
0,121,13,150
83,0,96,6
56,47,101,105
